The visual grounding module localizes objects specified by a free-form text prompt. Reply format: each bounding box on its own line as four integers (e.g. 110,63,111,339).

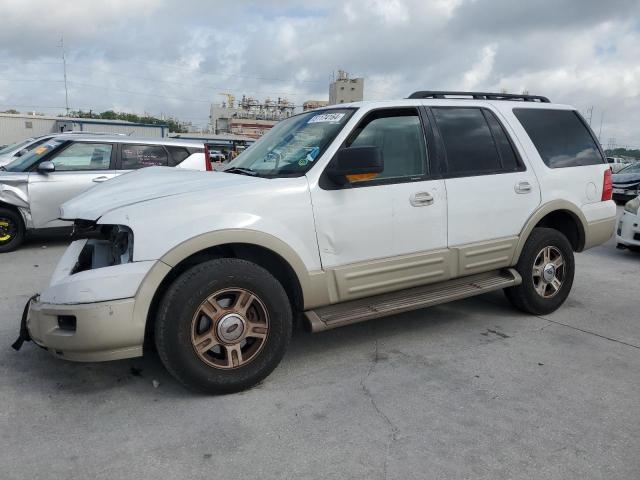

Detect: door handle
410,191,434,207
92,176,109,183
514,181,532,194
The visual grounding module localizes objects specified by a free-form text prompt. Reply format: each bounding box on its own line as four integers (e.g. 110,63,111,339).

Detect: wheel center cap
543,263,556,283
217,313,246,343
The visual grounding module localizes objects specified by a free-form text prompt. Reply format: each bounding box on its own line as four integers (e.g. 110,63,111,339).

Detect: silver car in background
0,134,205,252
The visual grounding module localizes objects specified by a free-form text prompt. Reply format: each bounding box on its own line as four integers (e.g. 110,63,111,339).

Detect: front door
29,142,116,228
311,107,449,301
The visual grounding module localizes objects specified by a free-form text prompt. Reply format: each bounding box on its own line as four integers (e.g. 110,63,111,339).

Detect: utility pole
586,106,593,126
598,111,604,142
59,34,70,116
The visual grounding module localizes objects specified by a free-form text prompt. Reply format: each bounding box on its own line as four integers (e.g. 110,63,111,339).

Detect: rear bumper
613,193,637,204
616,210,640,248
582,201,616,250
27,298,143,362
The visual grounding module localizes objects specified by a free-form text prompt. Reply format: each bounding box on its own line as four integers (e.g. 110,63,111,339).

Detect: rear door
28,141,116,228
116,143,170,175
428,106,541,273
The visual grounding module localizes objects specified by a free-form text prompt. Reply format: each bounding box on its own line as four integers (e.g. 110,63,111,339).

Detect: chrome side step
305,268,521,332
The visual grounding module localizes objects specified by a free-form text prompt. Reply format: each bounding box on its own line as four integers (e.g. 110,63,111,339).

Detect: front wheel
0,207,25,253
505,228,575,315
155,258,292,394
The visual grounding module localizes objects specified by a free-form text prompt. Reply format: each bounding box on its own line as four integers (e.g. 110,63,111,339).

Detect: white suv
15,91,616,394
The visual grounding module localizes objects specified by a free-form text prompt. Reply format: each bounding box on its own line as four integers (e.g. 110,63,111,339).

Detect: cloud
0,0,638,146
462,44,497,90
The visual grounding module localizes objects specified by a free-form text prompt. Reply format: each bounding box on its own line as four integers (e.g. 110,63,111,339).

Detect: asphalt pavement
0,220,638,480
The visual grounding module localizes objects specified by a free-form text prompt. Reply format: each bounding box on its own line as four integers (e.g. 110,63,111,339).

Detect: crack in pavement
477,295,640,351
360,332,399,480
540,317,640,350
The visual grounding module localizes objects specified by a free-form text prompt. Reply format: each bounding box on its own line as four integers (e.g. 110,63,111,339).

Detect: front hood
612,172,640,187
60,167,264,221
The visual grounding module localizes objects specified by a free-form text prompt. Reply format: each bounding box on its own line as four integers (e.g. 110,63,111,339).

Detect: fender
0,181,29,209
131,229,332,330
512,200,588,262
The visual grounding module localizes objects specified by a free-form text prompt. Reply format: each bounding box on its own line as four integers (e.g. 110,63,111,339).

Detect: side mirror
326,146,384,185
37,161,56,174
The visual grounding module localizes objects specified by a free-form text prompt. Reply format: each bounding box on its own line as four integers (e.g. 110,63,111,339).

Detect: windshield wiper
223,167,260,177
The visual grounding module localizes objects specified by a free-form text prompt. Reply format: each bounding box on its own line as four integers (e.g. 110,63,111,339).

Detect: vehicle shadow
7,291,519,399
22,230,72,249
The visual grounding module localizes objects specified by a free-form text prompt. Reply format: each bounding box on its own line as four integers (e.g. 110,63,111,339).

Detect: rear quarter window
513,108,604,168
165,146,191,166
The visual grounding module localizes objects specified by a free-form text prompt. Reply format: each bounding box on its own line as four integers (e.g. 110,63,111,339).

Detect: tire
0,207,25,253
504,227,575,315
155,258,292,394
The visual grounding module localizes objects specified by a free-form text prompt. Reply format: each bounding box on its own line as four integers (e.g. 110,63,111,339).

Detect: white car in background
616,196,640,252
0,134,205,252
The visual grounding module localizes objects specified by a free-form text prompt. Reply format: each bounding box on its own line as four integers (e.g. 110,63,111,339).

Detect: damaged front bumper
15,239,157,362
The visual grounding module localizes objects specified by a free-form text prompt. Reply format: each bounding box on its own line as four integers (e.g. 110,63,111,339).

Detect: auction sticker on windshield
308,113,346,124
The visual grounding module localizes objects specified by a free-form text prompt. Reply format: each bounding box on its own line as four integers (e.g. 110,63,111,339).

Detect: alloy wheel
532,246,565,299
190,288,270,369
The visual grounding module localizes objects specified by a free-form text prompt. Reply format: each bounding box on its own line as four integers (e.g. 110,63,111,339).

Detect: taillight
204,144,213,171
602,169,612,201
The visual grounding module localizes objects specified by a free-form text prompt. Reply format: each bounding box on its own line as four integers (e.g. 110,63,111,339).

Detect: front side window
433,107,503,176
51,143,113,171
513,108,604,168
345,108,426,183
121,144,169,169
225,108,354,177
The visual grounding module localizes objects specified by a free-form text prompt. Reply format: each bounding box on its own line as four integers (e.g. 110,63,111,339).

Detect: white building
329,70,364,105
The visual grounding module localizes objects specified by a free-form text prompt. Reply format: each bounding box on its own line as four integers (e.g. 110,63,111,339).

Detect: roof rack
408,91,550,103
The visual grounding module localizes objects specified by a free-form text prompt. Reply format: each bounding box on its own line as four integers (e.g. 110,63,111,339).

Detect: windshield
617,163,640,174
0,138,34,155
4,139,65,172
224,108,354,177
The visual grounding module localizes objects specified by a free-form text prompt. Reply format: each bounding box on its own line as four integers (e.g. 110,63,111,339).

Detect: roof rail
407,91,551,103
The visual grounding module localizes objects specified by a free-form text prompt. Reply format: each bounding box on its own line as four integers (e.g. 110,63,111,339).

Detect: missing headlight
72,225,134,274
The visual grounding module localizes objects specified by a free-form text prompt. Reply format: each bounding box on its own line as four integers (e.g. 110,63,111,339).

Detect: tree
605,148,640,160
61,110,189,133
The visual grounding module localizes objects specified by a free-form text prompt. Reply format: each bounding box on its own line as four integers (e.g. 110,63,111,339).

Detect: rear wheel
155,258,292,394
505,228,575,315
0,207,25,253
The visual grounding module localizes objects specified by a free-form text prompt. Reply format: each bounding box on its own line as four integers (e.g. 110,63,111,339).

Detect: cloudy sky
1,0,639,146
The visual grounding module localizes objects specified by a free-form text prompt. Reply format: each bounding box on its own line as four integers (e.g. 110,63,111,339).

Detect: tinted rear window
432,107,501,175
165,146,191,166
514,109,604,168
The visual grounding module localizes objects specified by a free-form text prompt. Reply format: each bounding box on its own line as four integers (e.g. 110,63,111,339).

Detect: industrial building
0,113,168,145
329,70,364,105
209,94,295,139
303,100,329,111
